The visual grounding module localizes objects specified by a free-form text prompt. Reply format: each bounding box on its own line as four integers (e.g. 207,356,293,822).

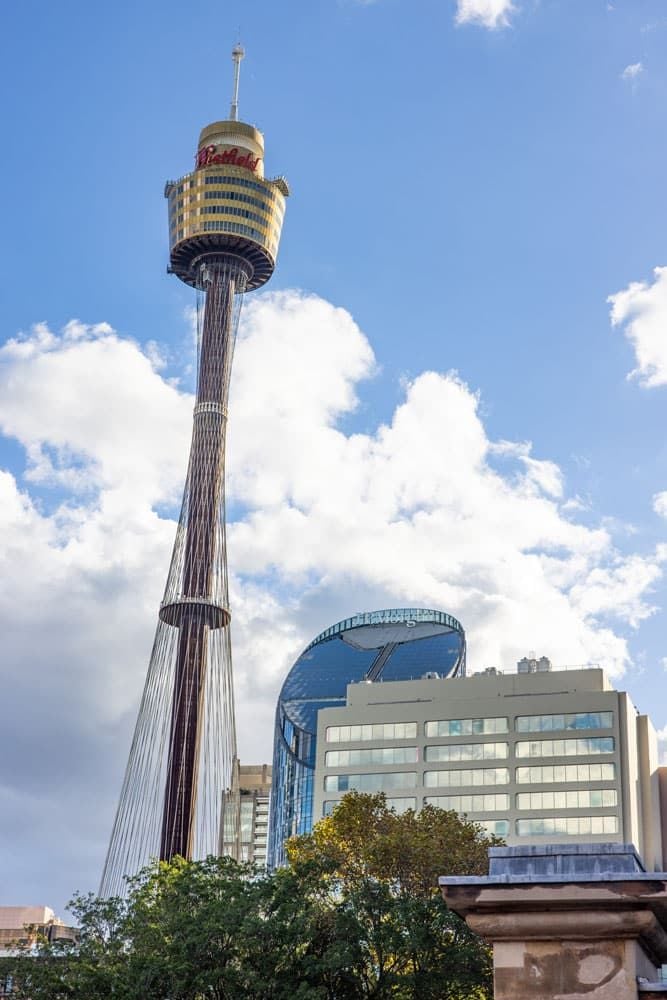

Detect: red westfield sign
196,145,260,172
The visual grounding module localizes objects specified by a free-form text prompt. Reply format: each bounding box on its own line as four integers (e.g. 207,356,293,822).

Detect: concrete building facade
219,760,271,866
0,906,77,998
314,666,665,869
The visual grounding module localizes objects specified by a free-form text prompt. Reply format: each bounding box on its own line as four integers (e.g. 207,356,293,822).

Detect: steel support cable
100,257,244,896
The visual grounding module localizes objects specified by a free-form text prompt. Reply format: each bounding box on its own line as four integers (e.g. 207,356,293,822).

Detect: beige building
219,760,271,866
314,664,665,869
0,906,77,997
0,906,76,949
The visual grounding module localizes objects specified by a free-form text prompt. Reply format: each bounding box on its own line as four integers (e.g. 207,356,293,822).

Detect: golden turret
165,49,289,290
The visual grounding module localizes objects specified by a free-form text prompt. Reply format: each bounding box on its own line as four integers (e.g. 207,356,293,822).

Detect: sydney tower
101,47,288,893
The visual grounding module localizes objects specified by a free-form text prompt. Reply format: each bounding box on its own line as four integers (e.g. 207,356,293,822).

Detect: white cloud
455,0,516,29
608,266,667,387
0,296,665,907
654,492,667,519
621,62,644,80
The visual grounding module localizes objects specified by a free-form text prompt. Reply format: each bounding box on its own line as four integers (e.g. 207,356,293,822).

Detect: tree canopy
0,793,497,999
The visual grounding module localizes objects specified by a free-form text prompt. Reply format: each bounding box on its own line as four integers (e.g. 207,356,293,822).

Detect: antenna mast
230,44,244,121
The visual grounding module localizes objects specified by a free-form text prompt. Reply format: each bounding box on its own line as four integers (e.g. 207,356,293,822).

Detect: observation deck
165,119,289,290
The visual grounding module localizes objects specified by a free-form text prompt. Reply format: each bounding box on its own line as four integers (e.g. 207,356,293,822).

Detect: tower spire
230,44,244,121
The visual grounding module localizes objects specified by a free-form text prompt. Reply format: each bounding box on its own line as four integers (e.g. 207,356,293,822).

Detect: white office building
314,663,666,870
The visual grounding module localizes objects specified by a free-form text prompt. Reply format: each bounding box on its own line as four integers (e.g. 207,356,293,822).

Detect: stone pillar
440,844,667,1000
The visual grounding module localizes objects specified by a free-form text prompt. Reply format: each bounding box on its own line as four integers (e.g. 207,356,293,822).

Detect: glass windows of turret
201,204,271,228
203,172,285,210
203,189,274,215
202,221,267,243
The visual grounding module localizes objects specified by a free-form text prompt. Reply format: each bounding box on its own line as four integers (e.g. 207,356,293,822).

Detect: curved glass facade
267,608,465,868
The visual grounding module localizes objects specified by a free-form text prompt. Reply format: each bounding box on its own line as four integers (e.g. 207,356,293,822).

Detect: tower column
159,256,248,860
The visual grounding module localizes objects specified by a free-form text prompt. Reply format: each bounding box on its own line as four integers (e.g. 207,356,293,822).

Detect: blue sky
1,0,667,913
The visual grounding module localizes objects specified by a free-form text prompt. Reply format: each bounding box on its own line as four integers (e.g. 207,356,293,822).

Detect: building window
385,797,417,813
424,794,510,812
516,815,619,836
324,746,418,767
515,763,616,784
425,743,509,763
204,188,274,215
516,789,618,810
426,717,508,738
515,712,614,733
201,221,267,242
240,801,254,844
515,737,615,758
324,772,417,792
323,797,417,817
478,819,510,837
200,204,270,228
204,173,283,209
424,768,510,787
325,722,417,743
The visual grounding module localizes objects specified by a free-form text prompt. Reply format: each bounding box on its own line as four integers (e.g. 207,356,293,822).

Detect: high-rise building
220,760,272,866
268,608,666,871
267,609,467,869
101,47,289,895
314,663,665,869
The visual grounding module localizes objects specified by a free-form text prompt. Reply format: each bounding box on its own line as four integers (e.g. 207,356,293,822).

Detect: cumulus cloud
455,0,516,29
1,295,665,908
621,62,644,81
654,492,667,519
609,266,667,387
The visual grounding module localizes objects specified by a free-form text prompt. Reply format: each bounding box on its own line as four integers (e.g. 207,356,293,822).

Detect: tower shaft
160,257,246,860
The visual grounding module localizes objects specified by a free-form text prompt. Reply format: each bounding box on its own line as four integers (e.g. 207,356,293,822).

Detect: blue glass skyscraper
268,608,466,868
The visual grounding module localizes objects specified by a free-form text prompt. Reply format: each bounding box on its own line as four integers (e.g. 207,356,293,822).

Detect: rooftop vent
517,655,552,674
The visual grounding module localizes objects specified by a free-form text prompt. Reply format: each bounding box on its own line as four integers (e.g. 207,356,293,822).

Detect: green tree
0,893,130,999
0,794,498,999
286,792,497,998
